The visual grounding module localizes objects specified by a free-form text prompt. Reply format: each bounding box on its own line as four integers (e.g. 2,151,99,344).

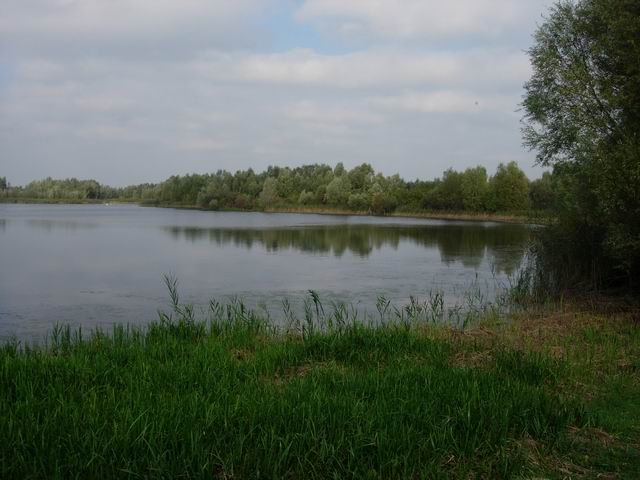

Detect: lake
0,204,531,340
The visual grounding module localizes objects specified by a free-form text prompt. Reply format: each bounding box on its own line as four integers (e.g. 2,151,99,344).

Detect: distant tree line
1,162,555,214
0,177,154,202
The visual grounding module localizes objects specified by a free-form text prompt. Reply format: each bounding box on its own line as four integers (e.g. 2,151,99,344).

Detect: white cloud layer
0,0,264,37
297,0,549,39
0,0,549,185
193,48,530,90
371,91,518,114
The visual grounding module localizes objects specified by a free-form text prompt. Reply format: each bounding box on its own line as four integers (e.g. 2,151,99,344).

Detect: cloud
296,0,549,40
0,0,547,185
14,59,67,81
284,100,384,125
0,0,262,36
194,48,531,90
177,138,228,152
0,0,271,58
371,91,518,114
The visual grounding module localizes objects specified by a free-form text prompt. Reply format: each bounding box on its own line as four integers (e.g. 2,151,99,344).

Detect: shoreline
265,207,532,224
148,203,534,224
1,198,537,224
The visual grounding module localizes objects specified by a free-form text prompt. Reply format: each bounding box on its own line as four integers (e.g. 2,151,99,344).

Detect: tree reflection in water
162,223,530,276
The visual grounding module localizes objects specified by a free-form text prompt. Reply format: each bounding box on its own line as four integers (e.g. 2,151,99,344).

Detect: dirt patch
568,427,619,449
449,349,493,369
230,348,252,361
272,361,343,387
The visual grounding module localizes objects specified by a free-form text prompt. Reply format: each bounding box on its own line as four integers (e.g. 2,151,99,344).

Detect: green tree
232,193,252,210
84,180,101,199
461,166,488,211
298,190,315,205
428,169,464,210
315,185,327,204
325,175,351,206
259,177,280,207
522,0,640,286
347,192,370,211
488,162,530,212
529,172,555,211
348,163,374,192
369,182,397,215
276,168,295,199
197,175,231,208
0,177,7,190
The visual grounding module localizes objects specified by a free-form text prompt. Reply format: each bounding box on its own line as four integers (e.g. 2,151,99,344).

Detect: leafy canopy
522,0,640,286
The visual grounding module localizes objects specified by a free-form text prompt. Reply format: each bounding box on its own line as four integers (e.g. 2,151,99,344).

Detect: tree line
1,162,555,215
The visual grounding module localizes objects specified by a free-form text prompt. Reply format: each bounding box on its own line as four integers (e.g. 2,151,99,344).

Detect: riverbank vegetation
0,161,554,219
1,286,638,478
521,0,640,294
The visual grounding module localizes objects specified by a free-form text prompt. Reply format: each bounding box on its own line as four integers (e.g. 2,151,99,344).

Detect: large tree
259,177,280,208
488,162,530,212
461,166,488,212
325,175,351,206
522,0,640,286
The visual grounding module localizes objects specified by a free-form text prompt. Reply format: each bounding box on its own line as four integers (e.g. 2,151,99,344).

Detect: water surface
0,204,530,340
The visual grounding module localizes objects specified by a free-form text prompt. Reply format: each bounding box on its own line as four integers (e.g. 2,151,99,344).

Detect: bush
347,193,370,211
298,190,315,205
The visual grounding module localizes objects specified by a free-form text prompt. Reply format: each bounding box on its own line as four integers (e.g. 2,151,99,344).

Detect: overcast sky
0,0,553,186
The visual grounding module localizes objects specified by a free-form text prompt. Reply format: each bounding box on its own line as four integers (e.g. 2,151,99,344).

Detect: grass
466,307,640,477
1,286,638,478
264,206,532,224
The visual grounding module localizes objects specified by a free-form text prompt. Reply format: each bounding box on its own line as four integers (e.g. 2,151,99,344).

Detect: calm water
0,204,531,340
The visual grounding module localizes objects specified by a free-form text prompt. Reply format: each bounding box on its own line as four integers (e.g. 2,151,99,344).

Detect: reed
1,284,638,478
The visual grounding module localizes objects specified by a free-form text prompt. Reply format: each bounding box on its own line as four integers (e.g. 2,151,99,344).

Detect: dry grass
264,206,530,224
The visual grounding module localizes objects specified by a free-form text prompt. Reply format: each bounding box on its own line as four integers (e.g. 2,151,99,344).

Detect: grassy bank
266,206,532,224
1,294,638,478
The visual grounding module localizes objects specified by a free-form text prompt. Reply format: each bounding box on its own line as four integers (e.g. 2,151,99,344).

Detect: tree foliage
522,0,640,288
461,167,489,212
529,172,556,211
325,175,351,206
488,162,530,212
3,162,545,215
259,177,279,207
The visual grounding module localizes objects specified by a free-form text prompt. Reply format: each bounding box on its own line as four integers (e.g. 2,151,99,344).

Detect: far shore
265,206,533,224
1,197,544,224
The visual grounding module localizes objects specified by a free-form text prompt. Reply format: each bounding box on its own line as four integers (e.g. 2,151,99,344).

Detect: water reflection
0,205,536,340
26,219,98,232
163,224,530,275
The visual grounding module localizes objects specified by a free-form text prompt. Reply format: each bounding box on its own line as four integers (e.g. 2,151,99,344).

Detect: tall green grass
0,279,592,478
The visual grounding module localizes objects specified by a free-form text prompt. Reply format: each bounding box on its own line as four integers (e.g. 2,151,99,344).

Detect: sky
0,0,553,187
